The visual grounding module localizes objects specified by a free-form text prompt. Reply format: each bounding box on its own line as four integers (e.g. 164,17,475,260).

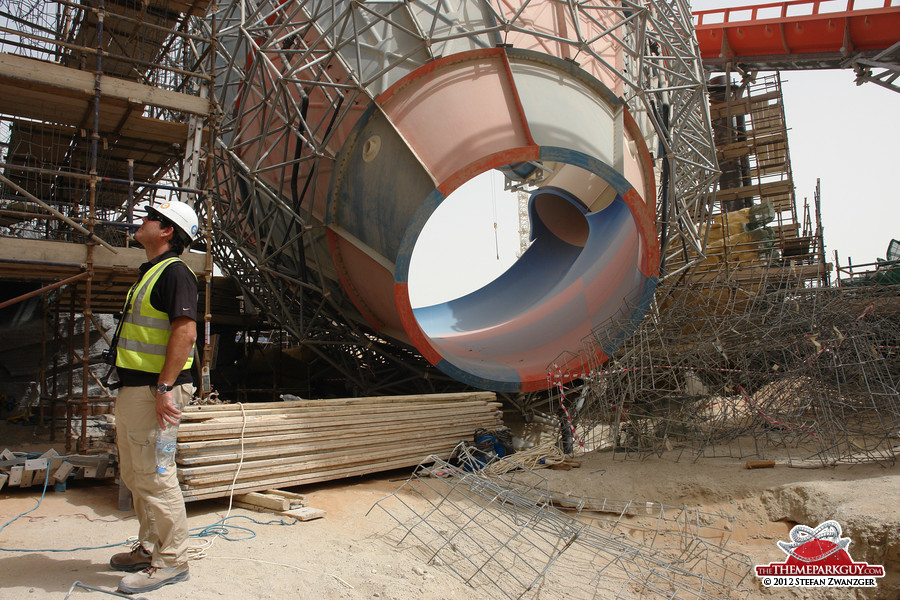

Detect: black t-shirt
117,251,198,388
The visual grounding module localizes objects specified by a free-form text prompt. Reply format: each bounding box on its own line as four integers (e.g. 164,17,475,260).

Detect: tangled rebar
548,278,900,465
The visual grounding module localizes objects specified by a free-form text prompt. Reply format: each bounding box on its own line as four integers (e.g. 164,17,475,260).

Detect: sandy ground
1,425,897,600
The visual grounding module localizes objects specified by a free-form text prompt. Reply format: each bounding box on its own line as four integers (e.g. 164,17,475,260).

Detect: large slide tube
327,48,658,392
207,0,716,394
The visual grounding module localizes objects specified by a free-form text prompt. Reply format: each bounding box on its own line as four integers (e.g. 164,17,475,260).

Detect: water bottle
155,401,181,474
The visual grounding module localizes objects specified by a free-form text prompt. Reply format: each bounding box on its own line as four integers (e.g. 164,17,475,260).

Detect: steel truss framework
850,40,900,94
205,0,719,396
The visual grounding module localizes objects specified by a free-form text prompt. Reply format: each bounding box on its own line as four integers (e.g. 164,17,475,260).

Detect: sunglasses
145,213,172,227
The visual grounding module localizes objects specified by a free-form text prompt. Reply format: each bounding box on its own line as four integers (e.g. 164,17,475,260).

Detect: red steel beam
694,0,900,67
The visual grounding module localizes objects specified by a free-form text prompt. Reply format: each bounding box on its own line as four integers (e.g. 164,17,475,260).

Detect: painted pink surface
378,54,532,185
328,232,406,339
497,0,625,96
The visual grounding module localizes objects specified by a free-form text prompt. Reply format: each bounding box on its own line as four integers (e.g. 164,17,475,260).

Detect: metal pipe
0,272,90,311
65,297,75,454
80,0,105,454
0,173,117,253
200,1,218,399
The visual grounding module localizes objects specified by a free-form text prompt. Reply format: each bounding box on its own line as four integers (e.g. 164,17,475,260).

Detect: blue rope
190,514,296,542
0,468,123,553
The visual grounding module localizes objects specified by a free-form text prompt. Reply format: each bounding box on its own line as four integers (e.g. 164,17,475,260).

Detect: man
109,200,199,594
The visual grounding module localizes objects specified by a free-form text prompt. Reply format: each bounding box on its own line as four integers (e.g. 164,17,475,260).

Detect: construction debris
172,392,503,501
228,488,325,521
547,280,900,466
0,447,114,490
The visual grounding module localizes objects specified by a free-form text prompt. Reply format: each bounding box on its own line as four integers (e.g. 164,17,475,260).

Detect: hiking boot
109,542,151,572
117,564,189,594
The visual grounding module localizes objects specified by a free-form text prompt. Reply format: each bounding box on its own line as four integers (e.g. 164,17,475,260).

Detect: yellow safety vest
116,256,196,374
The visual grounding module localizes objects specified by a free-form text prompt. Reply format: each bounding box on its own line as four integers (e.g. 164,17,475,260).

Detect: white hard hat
147,200,200,242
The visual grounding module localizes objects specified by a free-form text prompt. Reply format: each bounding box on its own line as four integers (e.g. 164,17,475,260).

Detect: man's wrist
156,383,174,394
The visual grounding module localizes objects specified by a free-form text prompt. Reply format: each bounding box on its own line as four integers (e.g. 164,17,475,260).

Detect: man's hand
156,390,182,428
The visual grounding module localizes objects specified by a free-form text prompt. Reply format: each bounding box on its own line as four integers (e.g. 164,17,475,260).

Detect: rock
760,475,899,600
412,566,426,576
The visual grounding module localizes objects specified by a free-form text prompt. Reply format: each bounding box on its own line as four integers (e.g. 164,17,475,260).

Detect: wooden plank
176,417,495,442
178,403,499,432
178,414,500,456
282,507,325,521
264,489,307,505
708,91,781,118
178,436,469,482
177,433,490,471
176,417,482,452
29,470,49,486
178,403,500,435
176,418,499,446
24,457,48,471
181,454,433,501
8,466,23,486
48,455,65,475
181,391,498,417
232,491,290,512
93,456,110,479
0,53,210,116
176,421,497,466
19,467,34,487
53,461,75,482
715,180,792,203
0,238,209,277
0,81,193,143
172,393,502,501
180,399,496,424
179,437,468,486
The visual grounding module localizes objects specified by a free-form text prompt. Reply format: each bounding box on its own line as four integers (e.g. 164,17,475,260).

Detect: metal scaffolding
0,0,213,451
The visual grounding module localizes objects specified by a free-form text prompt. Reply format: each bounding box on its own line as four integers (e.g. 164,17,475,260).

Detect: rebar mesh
371,444,752,600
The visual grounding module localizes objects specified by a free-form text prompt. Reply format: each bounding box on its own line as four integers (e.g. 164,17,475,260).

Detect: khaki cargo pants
115,383,192,568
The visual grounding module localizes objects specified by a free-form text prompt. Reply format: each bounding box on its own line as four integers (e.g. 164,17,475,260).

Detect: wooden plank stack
176,391,503,502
